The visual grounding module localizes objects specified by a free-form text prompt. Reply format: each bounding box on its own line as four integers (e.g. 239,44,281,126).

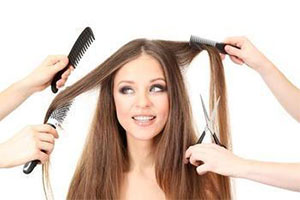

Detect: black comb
23,102,73,174
51,27,95,93
190,35,240,54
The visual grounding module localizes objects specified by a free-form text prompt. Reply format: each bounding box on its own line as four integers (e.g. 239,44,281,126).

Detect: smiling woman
42,38,231,199
113,54,169,142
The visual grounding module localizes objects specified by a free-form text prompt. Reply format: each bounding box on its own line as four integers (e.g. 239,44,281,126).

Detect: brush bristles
190,35,216,47
49,102,73,125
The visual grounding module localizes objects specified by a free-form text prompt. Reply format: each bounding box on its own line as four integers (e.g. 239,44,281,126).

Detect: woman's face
113,54,169,141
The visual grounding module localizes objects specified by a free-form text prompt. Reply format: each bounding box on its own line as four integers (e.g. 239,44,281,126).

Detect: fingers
189,154,203,167
229,55,244,65
220,36,248,63
37,151,49,164
56,66,74,88
185,145,208,166
38,141,54,155
184,144,222,175
196,164,209,175
184,145,195,163
32,124,58,138
222,36,249,64
27,135,54,164
224,45,243,58
223,36,247,47
44,55,68,66
184,143,222,165
62,68,72,79
38,133,55,144
43,55,74,89
35,132,56,163
219,53,225,60
52,56,69,72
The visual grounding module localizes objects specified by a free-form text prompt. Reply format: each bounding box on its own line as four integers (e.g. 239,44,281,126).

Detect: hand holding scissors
197,94,226,148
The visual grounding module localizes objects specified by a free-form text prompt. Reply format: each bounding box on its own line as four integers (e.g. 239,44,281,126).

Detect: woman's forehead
114,54,165,83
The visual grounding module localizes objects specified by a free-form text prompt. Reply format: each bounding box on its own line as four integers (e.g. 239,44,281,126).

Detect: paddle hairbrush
51,27,95,93
23,102,72,174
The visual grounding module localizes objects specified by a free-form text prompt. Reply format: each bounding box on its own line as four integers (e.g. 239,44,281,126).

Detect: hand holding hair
220,36,272,75
221,36,300,122
0,124,58,168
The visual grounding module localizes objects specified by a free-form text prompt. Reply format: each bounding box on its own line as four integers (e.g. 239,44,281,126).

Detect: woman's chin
126,130,160,141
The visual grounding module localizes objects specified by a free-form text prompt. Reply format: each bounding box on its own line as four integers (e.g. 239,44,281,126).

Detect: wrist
255,60,277,78
231,158,253,178
15,78,37,97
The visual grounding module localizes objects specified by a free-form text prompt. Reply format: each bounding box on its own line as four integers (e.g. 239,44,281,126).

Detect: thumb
225,45,242,59
196,164,210,175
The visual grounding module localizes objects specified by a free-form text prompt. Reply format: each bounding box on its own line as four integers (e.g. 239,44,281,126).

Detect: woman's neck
126,135,155,173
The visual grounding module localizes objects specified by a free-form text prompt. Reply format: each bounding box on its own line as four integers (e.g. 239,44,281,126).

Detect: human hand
220,36,273,75
22,55,74,93
0,124,58,168
184,143,246,177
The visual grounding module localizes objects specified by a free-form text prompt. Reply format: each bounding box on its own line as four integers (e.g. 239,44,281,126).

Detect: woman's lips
132,115,156,127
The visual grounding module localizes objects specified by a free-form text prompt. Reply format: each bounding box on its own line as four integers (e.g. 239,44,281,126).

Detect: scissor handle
212,133,226,149
196,130,206,144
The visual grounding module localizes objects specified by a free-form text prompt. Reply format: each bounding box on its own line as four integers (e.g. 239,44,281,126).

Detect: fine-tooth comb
190,35,240,55
51,27,95,93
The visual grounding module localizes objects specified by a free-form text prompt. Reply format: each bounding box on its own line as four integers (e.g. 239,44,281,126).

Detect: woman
43,39,232,199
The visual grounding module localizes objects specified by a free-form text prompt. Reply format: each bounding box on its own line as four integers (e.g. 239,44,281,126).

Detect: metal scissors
196,94,226,148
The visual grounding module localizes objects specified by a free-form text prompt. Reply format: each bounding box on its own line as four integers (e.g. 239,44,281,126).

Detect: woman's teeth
132,116,155,121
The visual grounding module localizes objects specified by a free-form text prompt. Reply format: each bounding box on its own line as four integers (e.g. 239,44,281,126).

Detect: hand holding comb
51,27,95,93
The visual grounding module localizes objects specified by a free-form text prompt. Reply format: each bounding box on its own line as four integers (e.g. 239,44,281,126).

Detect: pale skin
113,53,168,200
185,37,300,192
0,55,73,168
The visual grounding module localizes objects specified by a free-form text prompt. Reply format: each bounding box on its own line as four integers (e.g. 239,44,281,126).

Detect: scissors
196,94,226,148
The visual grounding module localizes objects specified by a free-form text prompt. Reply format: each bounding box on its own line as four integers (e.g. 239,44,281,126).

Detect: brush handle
23,159,40,174
51,63,70,93
23,123,56,174
216,43,240,55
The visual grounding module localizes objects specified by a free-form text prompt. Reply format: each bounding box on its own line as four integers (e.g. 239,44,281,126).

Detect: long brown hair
42,39,231,199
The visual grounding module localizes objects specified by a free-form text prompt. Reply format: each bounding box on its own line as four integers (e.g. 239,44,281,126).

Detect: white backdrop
0,0,299,199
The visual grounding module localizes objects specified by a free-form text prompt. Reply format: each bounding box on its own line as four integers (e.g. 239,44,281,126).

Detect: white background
0,0,299,199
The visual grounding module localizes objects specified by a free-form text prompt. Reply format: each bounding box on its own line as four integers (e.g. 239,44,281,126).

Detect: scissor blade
211,96,221,124
200,94,210,126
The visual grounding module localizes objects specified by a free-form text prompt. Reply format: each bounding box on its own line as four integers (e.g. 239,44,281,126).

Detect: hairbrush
51,27,95,93
23,102,72,174
189,35,240,54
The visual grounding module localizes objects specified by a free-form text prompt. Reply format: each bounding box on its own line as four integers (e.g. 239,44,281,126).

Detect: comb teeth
68,27,95,68
49,102,73,125
190,35,217,47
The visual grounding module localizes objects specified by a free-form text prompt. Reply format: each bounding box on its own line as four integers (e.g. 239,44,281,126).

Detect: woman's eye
150,84,166,92
119,87,134,94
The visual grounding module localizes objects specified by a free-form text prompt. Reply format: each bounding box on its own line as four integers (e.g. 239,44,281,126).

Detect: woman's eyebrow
118,78,166,86
150,78,166,83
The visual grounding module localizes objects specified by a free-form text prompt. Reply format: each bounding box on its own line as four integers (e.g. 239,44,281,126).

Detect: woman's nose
135,92,152,108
